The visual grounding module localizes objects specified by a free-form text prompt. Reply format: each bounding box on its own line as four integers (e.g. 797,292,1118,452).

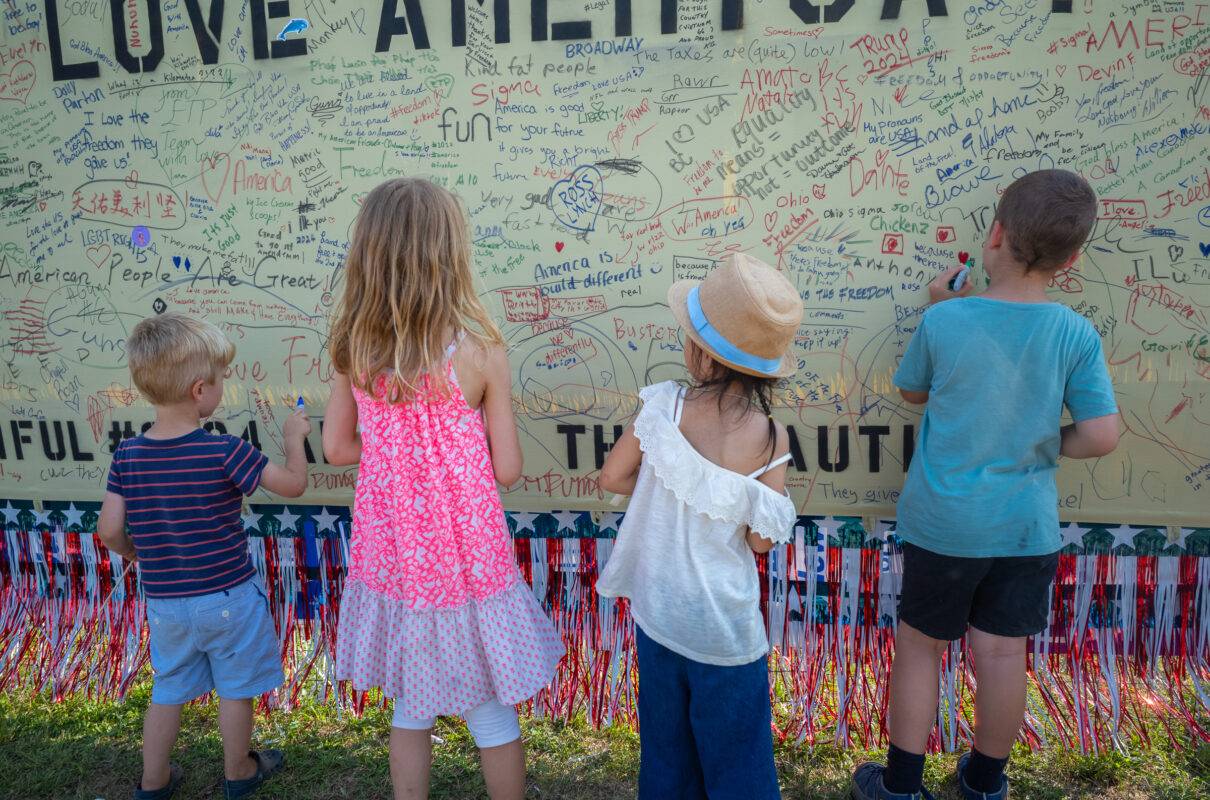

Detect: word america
44,0,1076,81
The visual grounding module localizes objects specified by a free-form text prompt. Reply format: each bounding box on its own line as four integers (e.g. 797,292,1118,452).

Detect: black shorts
898,542,1059,641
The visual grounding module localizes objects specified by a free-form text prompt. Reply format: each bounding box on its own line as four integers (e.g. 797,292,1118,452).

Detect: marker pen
949,266,970,291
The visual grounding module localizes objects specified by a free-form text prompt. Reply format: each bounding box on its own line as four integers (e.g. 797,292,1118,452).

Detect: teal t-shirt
893,297,1118,558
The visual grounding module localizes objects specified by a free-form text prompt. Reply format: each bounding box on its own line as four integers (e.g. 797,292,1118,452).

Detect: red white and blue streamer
1,499,1207,752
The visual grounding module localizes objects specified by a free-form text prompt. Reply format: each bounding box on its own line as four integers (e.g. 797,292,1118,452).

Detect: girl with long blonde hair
324,178,561,800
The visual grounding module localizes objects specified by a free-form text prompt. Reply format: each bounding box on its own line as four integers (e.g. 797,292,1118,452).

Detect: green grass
0,683,1206,800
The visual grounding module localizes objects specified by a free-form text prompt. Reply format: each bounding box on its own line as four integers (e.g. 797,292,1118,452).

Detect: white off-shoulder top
595,380,797,666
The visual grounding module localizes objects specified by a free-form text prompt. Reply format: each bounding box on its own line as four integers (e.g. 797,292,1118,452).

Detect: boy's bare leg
967,627,1028,758
389,727,433,800
217,697,259,781
887,620,951,753
142,702,184,789
479,738,526,800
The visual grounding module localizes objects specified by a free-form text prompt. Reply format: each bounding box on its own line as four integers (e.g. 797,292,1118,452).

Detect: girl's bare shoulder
451,334,509,409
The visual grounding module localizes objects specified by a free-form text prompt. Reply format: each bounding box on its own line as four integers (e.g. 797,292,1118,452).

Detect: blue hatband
686,285,782,375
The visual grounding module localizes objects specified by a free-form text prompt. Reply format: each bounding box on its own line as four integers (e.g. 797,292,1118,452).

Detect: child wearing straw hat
596,253,803,799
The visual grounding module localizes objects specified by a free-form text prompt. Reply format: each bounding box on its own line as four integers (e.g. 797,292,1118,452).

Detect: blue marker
297,396,305,410
949,265,970,291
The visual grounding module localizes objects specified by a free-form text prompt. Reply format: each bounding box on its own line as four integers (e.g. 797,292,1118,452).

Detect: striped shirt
106,429,268,598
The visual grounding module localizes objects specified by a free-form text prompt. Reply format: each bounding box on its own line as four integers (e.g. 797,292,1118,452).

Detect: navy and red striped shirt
106,429,268,598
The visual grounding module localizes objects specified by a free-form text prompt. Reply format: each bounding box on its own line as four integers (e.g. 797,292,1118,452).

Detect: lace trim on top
633,381,797,544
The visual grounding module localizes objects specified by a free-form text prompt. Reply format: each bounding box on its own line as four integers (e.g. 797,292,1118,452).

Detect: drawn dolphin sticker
276,18,309,40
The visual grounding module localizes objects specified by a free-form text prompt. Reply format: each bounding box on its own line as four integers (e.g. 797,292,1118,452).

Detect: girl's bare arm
322,373,363,466
481,344,523,486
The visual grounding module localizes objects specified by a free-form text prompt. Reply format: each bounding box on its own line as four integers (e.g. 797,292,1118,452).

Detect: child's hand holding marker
949,251,972,291
929,251,976,304
284,396,313,439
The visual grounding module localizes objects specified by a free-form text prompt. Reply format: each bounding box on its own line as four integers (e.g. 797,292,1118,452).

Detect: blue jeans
635,625,780,800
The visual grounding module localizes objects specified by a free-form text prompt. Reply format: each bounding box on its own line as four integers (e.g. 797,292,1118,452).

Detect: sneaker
955,753,1009,800
851,762,938,800
134,762,184,800
222,749,284,800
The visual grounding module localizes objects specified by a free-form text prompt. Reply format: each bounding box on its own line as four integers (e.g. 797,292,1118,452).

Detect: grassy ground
1,683,1207,800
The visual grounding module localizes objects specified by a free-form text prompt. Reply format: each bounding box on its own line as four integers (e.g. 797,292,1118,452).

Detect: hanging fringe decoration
0,499,1207,752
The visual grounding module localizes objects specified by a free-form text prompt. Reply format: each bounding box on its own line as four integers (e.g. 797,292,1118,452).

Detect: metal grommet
222,610,230,618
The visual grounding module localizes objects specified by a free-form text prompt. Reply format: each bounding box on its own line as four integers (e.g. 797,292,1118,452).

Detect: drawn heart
555,241,564,252
38,202,46,211
550,165,604,232
349,7,367,33
85,244,111,269
426,73,454,99
0,60,35,104
124,170,140,189
1199,243,1210,258
200,154,230,203
959,251,970,264
1169,245,1183,262
764,211,778,232
857,73,869,85
1056,65,1066,78
173,256,181,268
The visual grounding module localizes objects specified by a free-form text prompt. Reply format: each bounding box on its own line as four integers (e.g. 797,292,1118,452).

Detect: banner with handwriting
1,1,1207,524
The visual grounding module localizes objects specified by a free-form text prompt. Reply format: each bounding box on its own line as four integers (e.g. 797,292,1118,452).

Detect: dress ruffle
633,382,797,544
336,576,563,718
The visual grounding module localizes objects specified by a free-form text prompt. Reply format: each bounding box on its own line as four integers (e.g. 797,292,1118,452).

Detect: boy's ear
985,220,1006,250
189,379,207,402
1058,248,1081,270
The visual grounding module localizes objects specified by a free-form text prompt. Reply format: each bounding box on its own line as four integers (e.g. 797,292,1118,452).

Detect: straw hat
668,253,802,378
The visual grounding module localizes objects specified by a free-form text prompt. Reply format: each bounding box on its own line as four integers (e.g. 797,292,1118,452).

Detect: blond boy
99,312,310,800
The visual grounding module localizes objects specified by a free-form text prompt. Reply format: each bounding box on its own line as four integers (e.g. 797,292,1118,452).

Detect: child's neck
980,258,1054,303
145,402,205,439
690,380,752,405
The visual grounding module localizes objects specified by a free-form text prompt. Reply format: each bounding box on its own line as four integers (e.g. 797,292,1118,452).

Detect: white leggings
392,699,521,749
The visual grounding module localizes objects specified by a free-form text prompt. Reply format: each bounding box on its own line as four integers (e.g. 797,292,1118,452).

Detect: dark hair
994,169,1096,273
687,359,781,463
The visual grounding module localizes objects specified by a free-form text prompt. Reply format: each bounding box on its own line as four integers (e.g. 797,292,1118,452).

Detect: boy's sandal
222,749,285,800
134,761,184,800
851,762,938,800
955,753,1010,800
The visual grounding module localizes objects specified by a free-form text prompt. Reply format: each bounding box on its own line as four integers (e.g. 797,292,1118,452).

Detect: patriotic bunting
1,500,1207,751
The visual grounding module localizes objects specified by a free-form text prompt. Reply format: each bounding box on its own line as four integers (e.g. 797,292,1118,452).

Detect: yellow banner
1,2,1207,524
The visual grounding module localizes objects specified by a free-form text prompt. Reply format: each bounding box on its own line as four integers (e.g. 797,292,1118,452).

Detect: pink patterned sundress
335,343,561,717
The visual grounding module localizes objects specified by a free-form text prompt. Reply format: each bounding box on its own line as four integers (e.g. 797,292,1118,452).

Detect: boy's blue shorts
146,577,284,704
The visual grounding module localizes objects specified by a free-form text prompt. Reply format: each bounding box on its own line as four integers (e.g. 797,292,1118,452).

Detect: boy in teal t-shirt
852,170,1119,800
